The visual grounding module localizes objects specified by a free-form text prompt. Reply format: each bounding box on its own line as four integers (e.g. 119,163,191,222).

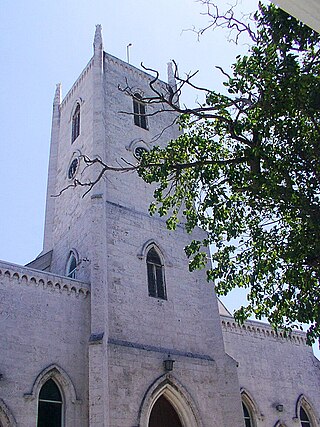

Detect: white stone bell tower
40,25,243,427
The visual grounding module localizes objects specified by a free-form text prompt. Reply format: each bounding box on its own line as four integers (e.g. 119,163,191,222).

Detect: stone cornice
0,259,90,298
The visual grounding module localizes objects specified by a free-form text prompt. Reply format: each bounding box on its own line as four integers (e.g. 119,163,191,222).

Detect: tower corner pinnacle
167,61,177,89
53,83,62,106
93,24,103,51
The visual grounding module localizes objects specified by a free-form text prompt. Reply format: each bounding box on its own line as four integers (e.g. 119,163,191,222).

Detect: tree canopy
136,2,320,343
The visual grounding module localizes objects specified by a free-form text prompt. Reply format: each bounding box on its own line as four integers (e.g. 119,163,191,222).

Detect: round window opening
68,158,79,179
134,146,148,159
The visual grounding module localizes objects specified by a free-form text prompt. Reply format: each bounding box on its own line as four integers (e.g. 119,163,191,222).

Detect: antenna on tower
126,43,132,63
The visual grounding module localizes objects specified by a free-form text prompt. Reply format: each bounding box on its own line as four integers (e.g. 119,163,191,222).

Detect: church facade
0,26,319,427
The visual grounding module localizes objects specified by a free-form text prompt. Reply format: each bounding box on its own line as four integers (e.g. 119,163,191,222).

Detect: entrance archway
139,376,201,427
149,395,183,427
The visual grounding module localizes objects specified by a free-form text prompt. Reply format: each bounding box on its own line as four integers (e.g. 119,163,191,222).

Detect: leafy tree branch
135,3,320,343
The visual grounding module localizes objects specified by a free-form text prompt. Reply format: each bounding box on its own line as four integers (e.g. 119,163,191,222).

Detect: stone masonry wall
49,58,95,282
107,344,243,427
101,53,245,426
102,52,226,358
0,260,90,427
221,315,320,426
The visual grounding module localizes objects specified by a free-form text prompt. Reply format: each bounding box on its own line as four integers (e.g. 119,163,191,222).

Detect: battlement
0,259,90,298
104,52,169,87
221,314,308,346
59,49,171,112
60,57,94,111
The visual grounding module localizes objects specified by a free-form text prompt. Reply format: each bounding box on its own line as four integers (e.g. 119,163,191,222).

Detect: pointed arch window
71,103,80,142
242,402,253,427
296,395,317,427
147,247,166,299
300,407,312,427
240,390,259,427
37,379,63,427
66,252,77,279
133,93,148,130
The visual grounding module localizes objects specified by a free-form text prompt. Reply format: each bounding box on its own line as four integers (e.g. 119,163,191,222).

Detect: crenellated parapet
0,259,90,298
105,52,169,90
60,58,94,111
220,315,308,346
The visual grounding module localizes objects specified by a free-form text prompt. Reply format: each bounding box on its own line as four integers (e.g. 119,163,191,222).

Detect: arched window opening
37,379,63,427
66,252,77,279
134,145,148,159
149,395,182,427
67,158,78,180
133,93,148,130
147,247,166,299
71,103,80,142
240,389,260,427
300,407,312,427
243,402,253,427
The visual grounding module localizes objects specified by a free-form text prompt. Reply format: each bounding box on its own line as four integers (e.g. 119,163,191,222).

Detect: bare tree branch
53,152,248,198
194,0,257,43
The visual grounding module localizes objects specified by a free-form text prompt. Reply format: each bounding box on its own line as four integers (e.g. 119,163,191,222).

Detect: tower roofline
60,57,94,110
104,51,169,85
59,25,172,109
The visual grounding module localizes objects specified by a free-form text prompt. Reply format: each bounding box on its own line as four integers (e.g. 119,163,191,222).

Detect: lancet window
242,402,253,427
71,103,80,142
37,379,63,427
66,252,77,279
300,407,312,427
147,247,166,299
133,93,148,130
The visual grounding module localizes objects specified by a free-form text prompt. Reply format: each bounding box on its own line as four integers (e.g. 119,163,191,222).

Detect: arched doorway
149,396,183,427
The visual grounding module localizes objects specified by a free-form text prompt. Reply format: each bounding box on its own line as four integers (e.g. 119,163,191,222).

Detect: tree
68,2,320,342
136,2,320,343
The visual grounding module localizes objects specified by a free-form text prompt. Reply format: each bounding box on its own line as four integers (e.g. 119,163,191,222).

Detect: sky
1,0,319,356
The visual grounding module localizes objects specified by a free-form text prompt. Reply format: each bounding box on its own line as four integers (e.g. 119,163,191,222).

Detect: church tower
2,24,319,427
39,25,243,426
